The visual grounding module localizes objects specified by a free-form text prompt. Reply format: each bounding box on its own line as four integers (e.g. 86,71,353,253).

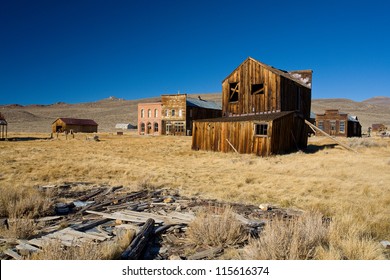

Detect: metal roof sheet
186,98,222,110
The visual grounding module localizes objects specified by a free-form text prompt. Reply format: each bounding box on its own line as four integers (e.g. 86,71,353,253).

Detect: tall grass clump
244,211,329,260
0,186,53,239
186,206,248,247
244,212,386,260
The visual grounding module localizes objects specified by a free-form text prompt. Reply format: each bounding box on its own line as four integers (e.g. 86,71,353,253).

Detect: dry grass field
1,131,389,259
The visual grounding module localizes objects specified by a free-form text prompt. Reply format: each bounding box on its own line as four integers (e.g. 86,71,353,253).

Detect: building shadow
5,136,52,142
303,143,338,154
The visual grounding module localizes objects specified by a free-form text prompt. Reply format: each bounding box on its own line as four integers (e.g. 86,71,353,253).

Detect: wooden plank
304,120,357,152
187,247,223,260
85,210,162,224
121,218,155,260
36,216,62,223
72,218,111,232
28,238,45,248
60,228,107,241
16,241,41,253
4,249,22,260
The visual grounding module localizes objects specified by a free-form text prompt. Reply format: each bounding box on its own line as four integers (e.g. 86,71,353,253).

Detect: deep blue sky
1,0,389,105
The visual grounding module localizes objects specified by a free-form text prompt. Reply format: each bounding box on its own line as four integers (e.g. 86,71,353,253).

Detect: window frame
254,123,268,137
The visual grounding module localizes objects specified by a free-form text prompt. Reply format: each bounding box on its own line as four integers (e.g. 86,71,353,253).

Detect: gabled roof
223,57,312,89
53,118,98,126
194,111,294,123
186,97,222,110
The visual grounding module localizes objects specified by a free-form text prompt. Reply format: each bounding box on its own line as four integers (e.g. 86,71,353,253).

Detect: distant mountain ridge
1,93,389,133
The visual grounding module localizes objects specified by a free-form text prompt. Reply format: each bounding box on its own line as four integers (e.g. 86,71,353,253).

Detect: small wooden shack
0,112,7,139
192,57,312,156
315,110,361,137
52,118,98,133
371,124,387,133
192,111,301,156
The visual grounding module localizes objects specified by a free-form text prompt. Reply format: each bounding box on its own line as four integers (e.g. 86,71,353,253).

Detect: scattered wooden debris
0,183,302,260
121,218,155,260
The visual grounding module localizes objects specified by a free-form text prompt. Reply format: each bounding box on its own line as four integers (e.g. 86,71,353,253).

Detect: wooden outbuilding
0,112,7,140
315,109,361,137
52,118,98,133
192,57,312,156
371,123,387,133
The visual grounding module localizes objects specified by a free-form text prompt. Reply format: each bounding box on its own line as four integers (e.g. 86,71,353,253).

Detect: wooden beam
121,218,155,260
305,120,357,152
226,139,239,154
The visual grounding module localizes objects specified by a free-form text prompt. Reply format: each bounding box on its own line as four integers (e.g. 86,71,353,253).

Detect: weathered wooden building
0,112,7,139
52,118,98,133
315,109,361,137
192,57,312,156
371,123,387,133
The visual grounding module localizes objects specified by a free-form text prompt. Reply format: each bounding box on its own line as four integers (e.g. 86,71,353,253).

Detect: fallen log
121,218,155,260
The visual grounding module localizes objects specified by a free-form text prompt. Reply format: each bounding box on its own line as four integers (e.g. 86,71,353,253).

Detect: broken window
229,82,239,102
154,122,158,132
179,109,183,117
165,110,169,117
255,123,268,136
172,109,175,117
140,123,145,133
141,109,144,118
154,109,158,118
296,87,301,111
251,83,264,95
148,109,152,118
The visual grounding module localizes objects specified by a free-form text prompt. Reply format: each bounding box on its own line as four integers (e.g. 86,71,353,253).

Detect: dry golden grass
186,206,248,248
244,211,329,260
243,211,385,260
0,132,389,259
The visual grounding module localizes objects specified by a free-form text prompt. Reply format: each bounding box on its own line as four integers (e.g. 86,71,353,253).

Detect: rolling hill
1,94,389,133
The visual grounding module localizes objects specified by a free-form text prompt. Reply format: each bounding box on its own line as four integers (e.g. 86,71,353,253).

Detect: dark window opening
296,87,301,111
251,83,264,95
255,123,268,136
229,82,239,102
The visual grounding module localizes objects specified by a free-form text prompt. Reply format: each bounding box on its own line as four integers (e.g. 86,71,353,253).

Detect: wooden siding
192,112,305,156
222,58,311,120
186,107,222,132
52,119,98,133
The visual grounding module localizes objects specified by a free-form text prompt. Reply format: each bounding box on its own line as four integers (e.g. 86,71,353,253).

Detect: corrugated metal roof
194,111,294,123
186,98,222,110
348,115,359,122
54,118,98,126
0,120,7,125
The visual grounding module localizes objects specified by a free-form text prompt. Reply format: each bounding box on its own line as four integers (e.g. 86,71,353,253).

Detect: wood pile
0,183,303,260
